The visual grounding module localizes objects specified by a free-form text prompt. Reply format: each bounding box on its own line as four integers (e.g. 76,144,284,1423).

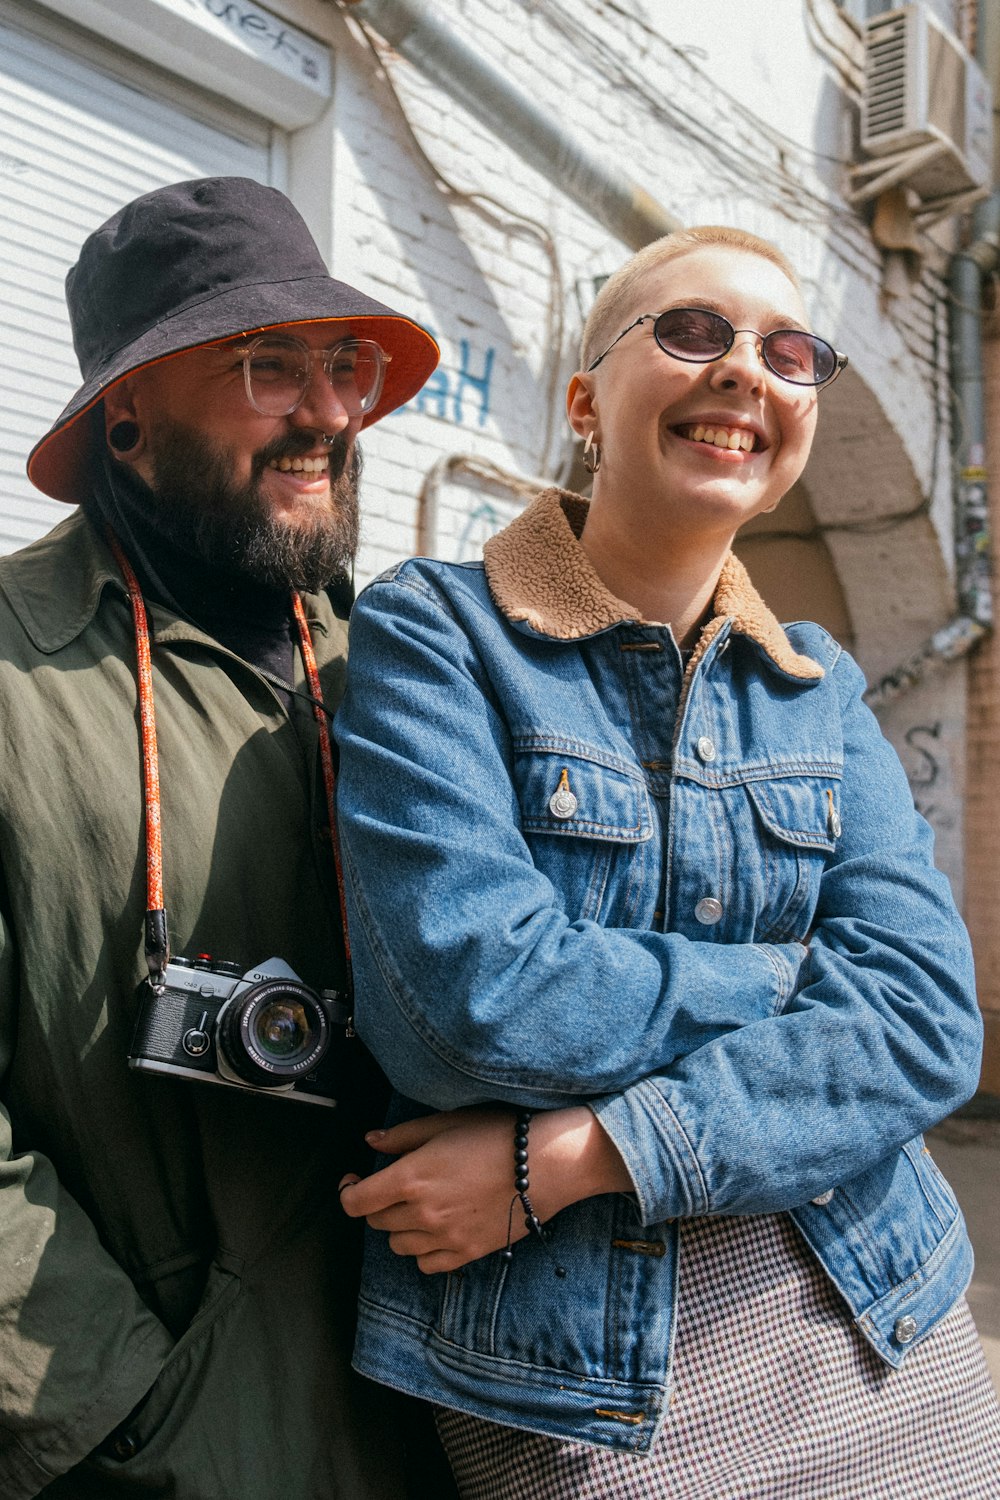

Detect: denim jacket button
549,787,578,819
694,897,723,925
894,1315,918,1344
696,736,716,763
811,1189,835,1206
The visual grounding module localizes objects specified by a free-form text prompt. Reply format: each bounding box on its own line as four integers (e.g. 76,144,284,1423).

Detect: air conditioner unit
859,4,992,203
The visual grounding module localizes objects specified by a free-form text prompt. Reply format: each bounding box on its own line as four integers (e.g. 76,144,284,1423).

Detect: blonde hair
580,226,801,372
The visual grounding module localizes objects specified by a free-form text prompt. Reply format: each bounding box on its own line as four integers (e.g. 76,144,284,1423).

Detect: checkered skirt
435,1212,1000,1499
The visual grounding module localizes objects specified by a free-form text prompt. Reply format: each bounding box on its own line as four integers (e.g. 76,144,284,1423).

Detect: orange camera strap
107,530,351,994
290,588,354,988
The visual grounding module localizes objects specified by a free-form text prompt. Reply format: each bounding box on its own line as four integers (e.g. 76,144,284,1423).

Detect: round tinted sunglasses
587,307,847,387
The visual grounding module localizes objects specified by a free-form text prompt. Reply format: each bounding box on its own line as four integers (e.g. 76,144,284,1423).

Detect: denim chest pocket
740,775,840,942
512,743,656,927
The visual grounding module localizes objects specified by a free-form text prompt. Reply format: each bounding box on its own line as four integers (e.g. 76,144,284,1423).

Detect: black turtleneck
84,453,311,707
136,531,297,704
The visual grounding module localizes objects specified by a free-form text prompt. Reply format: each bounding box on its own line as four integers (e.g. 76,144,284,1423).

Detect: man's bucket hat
27,176,440,504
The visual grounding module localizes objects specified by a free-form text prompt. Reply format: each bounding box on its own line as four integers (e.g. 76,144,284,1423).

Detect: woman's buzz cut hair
579,226,801,373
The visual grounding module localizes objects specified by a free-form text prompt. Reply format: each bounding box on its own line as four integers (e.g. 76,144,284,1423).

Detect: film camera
129,955,349,1107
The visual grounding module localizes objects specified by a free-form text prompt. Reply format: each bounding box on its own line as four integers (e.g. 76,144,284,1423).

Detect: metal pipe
865,252,996,710
865,8,997,710
416,454,547,557
944,0,998,632
341,0,681,249
949,216,995,631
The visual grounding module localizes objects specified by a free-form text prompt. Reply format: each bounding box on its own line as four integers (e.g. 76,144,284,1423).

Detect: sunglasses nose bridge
716,328,766,373
731,328,763,353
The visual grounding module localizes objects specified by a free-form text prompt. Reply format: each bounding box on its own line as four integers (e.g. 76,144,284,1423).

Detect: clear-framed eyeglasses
218,334,391,417
587,307,847,388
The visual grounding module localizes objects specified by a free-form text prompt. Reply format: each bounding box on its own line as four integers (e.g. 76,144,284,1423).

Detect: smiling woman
334,227,1000,1499
565,239,825,634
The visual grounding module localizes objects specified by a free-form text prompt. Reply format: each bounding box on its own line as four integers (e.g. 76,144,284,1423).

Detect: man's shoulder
0,508,113,656
0,506,92,572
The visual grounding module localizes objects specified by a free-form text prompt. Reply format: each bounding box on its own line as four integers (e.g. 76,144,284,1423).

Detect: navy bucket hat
28,176,440,504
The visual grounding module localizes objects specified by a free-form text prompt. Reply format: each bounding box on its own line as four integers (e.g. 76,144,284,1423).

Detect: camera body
129,955,349,1108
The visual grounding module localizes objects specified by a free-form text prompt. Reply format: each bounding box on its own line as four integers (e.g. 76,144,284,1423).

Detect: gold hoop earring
583,431,601,474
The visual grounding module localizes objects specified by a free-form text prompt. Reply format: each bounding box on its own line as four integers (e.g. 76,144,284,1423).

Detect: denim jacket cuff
591,1081,705,1224
590,940,806,1223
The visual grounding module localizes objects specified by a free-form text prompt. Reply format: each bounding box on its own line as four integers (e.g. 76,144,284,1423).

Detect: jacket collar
483,487,824,681
0,507,331,656
0,508,122,654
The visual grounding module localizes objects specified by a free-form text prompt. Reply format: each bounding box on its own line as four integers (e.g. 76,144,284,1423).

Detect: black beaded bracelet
513,1109,543,1240
502,1110,566,1277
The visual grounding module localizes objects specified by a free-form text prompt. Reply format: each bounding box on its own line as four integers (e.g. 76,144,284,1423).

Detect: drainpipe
863,5,998,715
340,0,681,250
864,191,998,713
950,193,998,633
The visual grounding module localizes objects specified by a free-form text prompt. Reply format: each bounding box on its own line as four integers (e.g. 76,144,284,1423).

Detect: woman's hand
338,1106,632,1274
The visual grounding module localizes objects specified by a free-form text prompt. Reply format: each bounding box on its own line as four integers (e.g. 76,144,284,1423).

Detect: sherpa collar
483,487,824,681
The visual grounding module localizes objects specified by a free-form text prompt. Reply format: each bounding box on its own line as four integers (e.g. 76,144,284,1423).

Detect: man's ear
566,372,598,443
103,380,146,463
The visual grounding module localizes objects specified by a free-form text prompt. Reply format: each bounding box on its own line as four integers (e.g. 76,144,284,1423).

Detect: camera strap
106,529,353,1003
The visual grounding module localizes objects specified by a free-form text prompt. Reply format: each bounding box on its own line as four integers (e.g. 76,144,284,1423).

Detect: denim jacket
335,488,981,1453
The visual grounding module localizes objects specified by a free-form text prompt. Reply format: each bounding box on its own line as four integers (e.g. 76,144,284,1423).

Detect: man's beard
131,421,361,593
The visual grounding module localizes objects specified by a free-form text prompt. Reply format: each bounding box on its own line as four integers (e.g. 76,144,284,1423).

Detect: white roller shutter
0,0,284,549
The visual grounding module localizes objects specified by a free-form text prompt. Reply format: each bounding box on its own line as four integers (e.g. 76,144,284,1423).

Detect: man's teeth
687,425,756,452
267,455,329,473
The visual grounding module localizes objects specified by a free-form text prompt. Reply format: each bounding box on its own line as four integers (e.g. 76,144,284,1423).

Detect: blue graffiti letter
414,367,451,420
454,340,494,427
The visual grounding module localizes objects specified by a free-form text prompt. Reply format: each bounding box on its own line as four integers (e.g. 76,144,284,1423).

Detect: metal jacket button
696,735,716,762
811,1189,834,1206
549,768,578,819
894,1315,918,1344
694,897,723,925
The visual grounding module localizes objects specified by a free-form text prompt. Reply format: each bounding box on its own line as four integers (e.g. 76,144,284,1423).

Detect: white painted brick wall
321,0,968,892
331,0,949,591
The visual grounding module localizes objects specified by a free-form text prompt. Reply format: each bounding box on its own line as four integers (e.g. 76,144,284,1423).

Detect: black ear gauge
108,420,140,454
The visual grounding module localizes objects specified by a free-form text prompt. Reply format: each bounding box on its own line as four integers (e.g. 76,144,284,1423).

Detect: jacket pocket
438,1195,669,1379
743,775,839,942
80,1262,242,1482
511,742,655,925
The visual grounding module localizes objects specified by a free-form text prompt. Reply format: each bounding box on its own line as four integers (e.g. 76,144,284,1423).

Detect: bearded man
0,176,442,1500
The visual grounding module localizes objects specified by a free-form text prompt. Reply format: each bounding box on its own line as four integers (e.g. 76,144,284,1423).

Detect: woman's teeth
686,425,756,452
267,455,329,473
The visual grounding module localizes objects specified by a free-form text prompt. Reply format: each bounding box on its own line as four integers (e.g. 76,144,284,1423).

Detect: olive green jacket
0,511,403,1499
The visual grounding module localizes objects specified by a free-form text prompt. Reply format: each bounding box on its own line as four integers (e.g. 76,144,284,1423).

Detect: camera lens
218,979,330,1087
251,999,311,1062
